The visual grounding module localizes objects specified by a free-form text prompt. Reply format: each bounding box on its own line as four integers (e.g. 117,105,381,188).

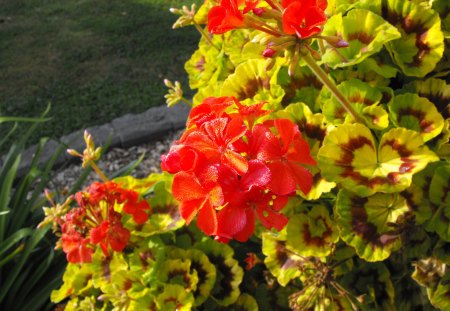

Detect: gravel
48,130,183,193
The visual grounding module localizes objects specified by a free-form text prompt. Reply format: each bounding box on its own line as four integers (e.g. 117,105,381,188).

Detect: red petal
179,199,204,224
267,161,296,195
240,159,271,190
216,205,247,239
256,205,288,231
289,163,313,195
223,149,248,175
288,137,316,166
233,208,255,242
274,119,296,153
196,202,218,235
172,172,207,202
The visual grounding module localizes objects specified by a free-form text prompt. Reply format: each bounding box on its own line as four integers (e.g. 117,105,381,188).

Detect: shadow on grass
0,0,199,150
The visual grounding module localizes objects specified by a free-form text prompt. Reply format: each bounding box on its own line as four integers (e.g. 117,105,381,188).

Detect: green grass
0,0,200,149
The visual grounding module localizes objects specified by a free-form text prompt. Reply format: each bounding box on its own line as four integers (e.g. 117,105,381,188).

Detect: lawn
0,0,200,150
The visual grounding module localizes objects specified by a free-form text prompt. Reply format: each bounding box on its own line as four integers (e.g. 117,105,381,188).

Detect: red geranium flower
208,0,245,34
282,0,327,38
257,119,316,195
90,211,131,256
61,230,93,263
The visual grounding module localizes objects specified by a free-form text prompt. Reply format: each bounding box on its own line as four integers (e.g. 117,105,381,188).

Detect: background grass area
0,0,200,150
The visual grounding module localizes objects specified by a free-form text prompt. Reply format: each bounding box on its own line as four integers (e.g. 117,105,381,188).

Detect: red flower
61,230,93,263
122,189,151,224
90,212,131,256
183,117,248,174
162,97,315,242
282,0,327,38
208,0,245,34
257,119,316,195
172,166,223,235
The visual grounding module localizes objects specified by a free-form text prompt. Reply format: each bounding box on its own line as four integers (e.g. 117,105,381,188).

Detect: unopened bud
67,148,81,157
253,8,265,16
262,48,276,58
323,35,349,48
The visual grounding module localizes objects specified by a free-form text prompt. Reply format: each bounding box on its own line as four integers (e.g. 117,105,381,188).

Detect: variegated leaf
318,124,438,196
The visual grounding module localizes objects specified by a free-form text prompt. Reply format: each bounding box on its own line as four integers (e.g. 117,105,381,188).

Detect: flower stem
193,22,220,51
302,52,361,122
181,97,193,107
89,161,109,182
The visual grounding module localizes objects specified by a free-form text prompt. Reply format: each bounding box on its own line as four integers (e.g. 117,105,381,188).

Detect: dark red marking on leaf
297,120,327,143
334,106,347,119
398,107,434,132
335,136,374,165
381,139,413,157
348,92,376,106
382,7,432,67
102,256,112,281
350,199,397,247
347,32,375,45
191,260,209,298
281,73,321,104
208,254,234,300
196,56,206,72
139,251,155,270
302,217,332,247
168,269,192,286
380,90,392,105
275,241,297,270
237,77,271,100
418,91,450,119
400,190,418,212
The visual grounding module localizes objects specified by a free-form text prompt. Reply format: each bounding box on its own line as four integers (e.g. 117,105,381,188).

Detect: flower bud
262,48,276,58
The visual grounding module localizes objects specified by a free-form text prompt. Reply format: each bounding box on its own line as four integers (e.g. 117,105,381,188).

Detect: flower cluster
162,96,315,242
47,181,151,263
208,0,328,39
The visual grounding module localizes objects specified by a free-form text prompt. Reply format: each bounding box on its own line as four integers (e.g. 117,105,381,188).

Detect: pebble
48,130,183,194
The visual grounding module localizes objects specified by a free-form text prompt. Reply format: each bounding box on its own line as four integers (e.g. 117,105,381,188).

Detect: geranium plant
41,0,449,309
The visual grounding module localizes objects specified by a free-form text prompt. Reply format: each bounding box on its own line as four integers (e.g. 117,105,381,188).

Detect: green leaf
278,66,322,112
389,93,445,142
321,9,401,68
261,230,303,286
167,248,216,306
194,239,243,306
402,78,450,119
340,261,395,309
336,190,410,261
383,0,445,77
233,293,259,310
321,78,388,129
0,116,51,124
220,59,285,110
286,205,339,257
155,284,195,311
426,164,450,241
318,124,439,196
50,263,93,303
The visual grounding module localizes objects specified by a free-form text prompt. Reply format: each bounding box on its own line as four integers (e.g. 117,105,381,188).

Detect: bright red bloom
61,230,93,263
184,117,248,174
208,0,245,34
282,0,327,38
172,166,223,235
90,212,131,256
257,119,316,195
57,181,150,263
162,97,315,242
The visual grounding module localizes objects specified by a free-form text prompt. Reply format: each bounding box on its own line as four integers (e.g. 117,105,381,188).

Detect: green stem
181,97,193,107
302,52,361,122
193,22,220,51
90,161,109,182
